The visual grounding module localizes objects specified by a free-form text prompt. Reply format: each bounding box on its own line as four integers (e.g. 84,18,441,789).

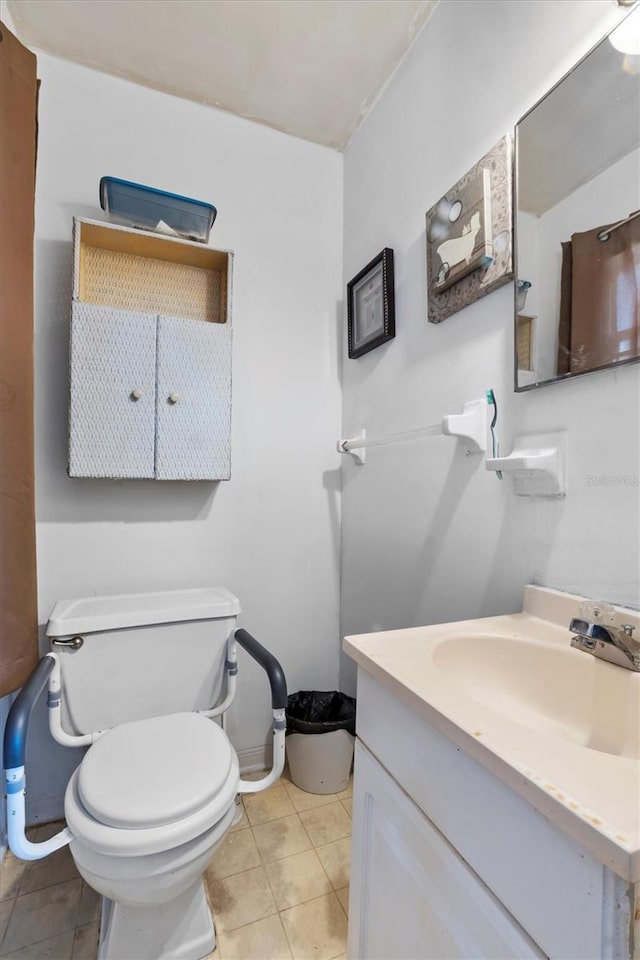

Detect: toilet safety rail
234,628,288,795
4,655,73,860
4,629,288,859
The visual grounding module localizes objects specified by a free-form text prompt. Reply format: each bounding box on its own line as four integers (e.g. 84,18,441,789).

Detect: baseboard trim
237,744,270,773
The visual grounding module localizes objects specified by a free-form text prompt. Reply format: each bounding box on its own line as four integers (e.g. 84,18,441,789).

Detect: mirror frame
513,8,640,393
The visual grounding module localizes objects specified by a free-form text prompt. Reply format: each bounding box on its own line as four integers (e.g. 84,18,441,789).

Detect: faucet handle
622,624,636,638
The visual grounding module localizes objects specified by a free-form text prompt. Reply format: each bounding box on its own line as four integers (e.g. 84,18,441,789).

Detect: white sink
344,585,640,881
431,633,640,759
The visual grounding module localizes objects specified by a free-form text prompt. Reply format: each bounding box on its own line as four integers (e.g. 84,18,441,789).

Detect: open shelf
73,219,230,324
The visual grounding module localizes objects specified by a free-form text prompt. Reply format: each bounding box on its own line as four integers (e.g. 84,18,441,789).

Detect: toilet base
98,879,215,960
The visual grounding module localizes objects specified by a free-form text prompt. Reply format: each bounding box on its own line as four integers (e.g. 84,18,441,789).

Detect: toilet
5,587,286,960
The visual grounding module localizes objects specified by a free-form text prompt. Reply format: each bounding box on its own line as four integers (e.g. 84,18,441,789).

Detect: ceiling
7,0,438,150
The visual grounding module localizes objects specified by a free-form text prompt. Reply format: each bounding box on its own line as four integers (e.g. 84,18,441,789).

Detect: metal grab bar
4,655,73,860
234,629,288,794
235,629,287,710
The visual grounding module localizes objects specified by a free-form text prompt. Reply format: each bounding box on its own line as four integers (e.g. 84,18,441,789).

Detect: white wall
341,0,640,691
23,52,343,820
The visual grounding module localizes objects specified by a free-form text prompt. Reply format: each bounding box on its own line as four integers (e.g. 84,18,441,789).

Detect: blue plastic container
99,177,217,243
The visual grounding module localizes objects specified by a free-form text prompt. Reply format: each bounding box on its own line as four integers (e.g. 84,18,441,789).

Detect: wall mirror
514,7,640,391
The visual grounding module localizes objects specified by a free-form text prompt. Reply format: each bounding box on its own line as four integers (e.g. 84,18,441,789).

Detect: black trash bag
286,690,356,736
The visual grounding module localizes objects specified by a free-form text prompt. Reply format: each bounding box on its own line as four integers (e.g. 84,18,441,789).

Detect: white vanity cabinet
349,670,636,960
351,739,545,960
68,218,233,480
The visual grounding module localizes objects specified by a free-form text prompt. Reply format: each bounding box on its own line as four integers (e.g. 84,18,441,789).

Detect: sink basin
432,633,640,759
344,586,640,881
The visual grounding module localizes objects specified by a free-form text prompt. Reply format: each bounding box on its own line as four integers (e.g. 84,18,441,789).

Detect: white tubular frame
47,654,104,748
237,709,286,794
6,628,285,864
4,655,76,861
5,765,73,860
198,639,238,720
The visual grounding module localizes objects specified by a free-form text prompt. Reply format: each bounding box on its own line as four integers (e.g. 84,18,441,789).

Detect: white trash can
286,691,356,795
286,729,354,794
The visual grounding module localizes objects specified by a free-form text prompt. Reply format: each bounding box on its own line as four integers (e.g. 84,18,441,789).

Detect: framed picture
347,248,395,358
425,135,513,323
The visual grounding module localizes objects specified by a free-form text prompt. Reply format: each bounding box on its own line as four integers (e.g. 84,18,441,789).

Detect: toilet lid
77,713,234,829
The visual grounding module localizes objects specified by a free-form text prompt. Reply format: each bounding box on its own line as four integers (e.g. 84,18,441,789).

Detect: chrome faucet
570,610,640,672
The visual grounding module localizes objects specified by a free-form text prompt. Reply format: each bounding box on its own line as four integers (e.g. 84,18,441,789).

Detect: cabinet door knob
168,392,180,404
130,389,143,401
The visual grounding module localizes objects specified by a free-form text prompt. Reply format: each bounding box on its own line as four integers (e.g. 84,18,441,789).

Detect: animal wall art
425,136,513,323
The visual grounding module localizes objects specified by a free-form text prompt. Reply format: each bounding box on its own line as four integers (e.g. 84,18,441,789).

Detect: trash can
286,690,356,794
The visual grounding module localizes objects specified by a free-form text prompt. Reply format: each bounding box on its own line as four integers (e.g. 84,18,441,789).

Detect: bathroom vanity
344,587,640,960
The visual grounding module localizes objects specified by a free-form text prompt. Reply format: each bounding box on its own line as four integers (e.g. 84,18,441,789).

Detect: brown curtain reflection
0,23,39,695
557,215,640,376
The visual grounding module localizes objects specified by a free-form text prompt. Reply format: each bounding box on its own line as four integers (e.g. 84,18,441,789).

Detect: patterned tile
19,847,78,896
1,929,75,959
264,850,332,911
315,839,351,890
1,853,26,901
71,922,99,960
2,879,82,955
336,887,350,917
205,828,261,880
1,898,15,946
252,816,313,863
280,892,348,960
75,884,100,927
243,785,295,826
298,803,351,848
216,914,292,960
206,866,277,931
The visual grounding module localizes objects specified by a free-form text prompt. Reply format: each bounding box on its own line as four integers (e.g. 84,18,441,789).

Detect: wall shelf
74,218,230,325
486,431,566,497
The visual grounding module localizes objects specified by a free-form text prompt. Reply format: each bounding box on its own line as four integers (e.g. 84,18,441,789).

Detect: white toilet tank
46,587,241,735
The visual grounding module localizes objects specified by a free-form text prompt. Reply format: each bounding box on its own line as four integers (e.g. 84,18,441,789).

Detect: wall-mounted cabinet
68,219,233,480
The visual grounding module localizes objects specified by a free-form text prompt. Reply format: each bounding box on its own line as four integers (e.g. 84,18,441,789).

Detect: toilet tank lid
46,587,241,636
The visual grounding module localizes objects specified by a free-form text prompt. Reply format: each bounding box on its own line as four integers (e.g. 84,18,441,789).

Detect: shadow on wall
486,493,565,609
409,442,484,622
322,468,341,571
35,238,218,523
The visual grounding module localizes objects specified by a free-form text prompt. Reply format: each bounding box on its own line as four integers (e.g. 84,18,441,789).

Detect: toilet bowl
65,711,240,959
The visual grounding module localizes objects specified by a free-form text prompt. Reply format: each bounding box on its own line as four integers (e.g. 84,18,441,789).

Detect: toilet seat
78,713,233,829
65,713,240,857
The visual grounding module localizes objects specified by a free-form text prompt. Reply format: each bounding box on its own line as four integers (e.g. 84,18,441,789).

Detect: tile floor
0,770,352,960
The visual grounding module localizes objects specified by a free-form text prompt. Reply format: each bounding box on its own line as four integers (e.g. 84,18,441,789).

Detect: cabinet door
349,740,546,960
155,316,231,480
68,303,156,478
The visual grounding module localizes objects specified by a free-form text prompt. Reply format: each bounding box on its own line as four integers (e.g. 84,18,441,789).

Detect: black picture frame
347,248,395,359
